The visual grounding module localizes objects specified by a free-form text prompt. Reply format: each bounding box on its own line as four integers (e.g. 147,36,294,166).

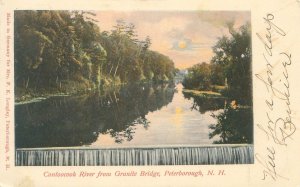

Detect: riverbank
15,86,121,105
182,89,223,98
15,80,121,105
15,80,174,105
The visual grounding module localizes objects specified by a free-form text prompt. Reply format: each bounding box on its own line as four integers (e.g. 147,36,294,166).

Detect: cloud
95,11,250,69
171,38,213,51
196,11,250,29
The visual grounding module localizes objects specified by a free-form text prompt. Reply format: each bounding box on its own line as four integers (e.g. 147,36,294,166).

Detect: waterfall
15,145,253,166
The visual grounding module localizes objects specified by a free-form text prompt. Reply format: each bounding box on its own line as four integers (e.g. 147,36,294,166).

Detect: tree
211,22,252,104
182,62,212,90
99,20,175,84
15,10,176,98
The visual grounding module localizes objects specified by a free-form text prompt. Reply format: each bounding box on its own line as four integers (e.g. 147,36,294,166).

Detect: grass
182,89,223,98
211,85,226,90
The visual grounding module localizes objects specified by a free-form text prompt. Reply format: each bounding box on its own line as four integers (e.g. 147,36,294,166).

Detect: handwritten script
255,14,296,181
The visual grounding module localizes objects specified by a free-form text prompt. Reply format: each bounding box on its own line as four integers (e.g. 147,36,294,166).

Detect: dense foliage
182,23,252,105
209,104,253,144
181,23,253,144
182,62,212,90
15,11,175,96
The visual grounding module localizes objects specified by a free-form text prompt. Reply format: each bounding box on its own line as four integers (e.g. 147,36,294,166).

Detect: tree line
182,23,252,105
15,10,175,96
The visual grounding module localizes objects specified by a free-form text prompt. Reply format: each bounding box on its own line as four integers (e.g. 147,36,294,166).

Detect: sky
95,11,250,69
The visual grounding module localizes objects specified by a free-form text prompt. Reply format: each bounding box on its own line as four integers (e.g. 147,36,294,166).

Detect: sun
178,41,187,49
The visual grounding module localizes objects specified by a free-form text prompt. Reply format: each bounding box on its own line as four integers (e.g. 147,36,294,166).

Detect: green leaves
15,10,175,96
183,23,252,105
182,62,213,91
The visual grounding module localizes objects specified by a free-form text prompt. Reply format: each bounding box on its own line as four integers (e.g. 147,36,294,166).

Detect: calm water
15,83,226,148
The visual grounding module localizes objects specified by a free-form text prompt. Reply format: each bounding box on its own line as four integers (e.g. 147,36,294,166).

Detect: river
15,83,226,148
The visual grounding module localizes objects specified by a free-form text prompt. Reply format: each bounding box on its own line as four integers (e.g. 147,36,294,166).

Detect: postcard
0,0,299,186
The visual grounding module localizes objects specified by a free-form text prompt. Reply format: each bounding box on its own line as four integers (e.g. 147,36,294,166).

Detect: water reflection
182,92,225,114
209,105,253,144
184,93,253,144
91,84,221,147
15,83,175,148
15,83,252,148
